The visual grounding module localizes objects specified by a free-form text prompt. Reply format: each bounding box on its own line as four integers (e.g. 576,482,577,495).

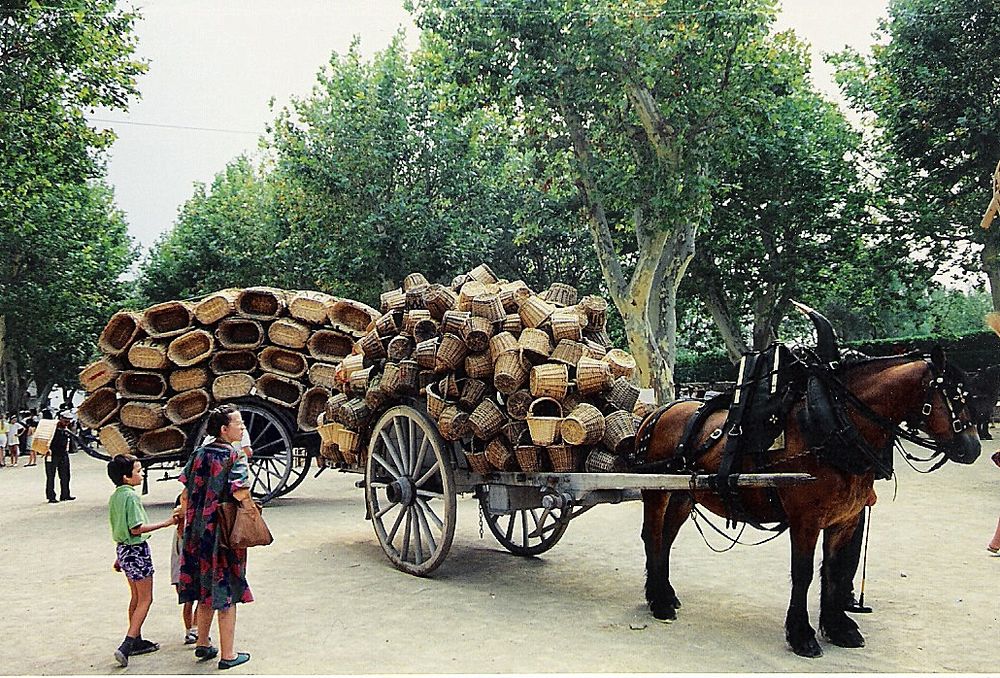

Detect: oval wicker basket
212,373,255,401
470,293,505,322
78,387,120,429
543,282,578,307
216,318,264,350
288,290,337,325
256,373,304,408
485,437,518,471
268,318,311,349
468,398,506,440
550,311,582,342
307,329,355,362
308,362,340,389
374,312,399,338
98,311,143,356
546,443,581,472
606,376,641,413
386,335,413,362
99,423,139,457
576,356,613,395
259,346,307,379
526,397,562,446
193,289,238,325
440,310,470,336
380,288,406,314
435,333,468,372
120,401,167,431
517,295,555,329
167,329,214,367
328,300,380,337
458,378,488,411
138,426,187,457
80,357,122,393
602,410,638,455
579,295,609,330
464,352,494,380
494,351,530,395
499,280,531,312
505,388,533,421
603,348,637,380
518,327,552,360
210,350,257,375
515,437,546,472
561,402,606,446
117,372,167,401
165,389,210,425
529,363,569,400
426,381,448,421
359,329,387,360
550,339,585,367
467,263,499,284
437,405,470,441
141,301,193,339
297,385,330,432
413,337,439,370
403,272,429,291
457,280,488,311
424,284,457,319
489,332,519,362
128,339,169,370
462,315,494,353
236,286,286,320
501,313,523,335
585,448,627,473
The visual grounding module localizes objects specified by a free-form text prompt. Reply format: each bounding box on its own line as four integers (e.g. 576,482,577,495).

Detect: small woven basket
464,449,493,475
437,405,470,441
403,272,429,291
494,351,530,395
131,404,169,443
550,339,586,367
462,315,494,353
579,295,609,330
633,399,657,419
439,373,462,399
585,448,627,473
424,284,457,319
501,313,523,335
529,363,569,400
325,392,349,422
582,339,608,359
485,437,518,471
216,318,264,350
308,362,340,389
259,346,307,379
576,356,613,395
98,311,143,356
517,295,555,329
505,388,533,421
365,376,391,411
470,293,505,322
328,300,380,337
297,386,330,432
499,280,531,312
413,318,440,344
458,378,488,411
602,410,638,455
359,329,387,360
128,339,169,370
396,360,420,396
193,289,239,325
603,348,637,380
457,280,488,311
501,419,528,445
418,369,436,395
350,366,374,395
339,398,371,429
426,381,448,420
288,290,337,325
117,372,167,401
99,424,139,457
467,263,499,284
141,301,193,339
526,397,562,446
212,373,255,401
413,337,440,370
402,309,431,335
80,357,122,392
515,438,546,472
374,312,399,337
307,330,355,362
489,332,519,362
165,389,210,425
380,288,406,314
465,351,494,380
561,402,606,446
405,285,428,311
550,311,582,342
547,444,581,472
210,350,257,375
468,398,506,440
256,373,304,408
435,333,468,372
518,327,552,360
167,329,214,367
78,388,121,429
387,335,413,361
268,318,311,349
585,328,614,349
138,426,187,458
440,310,470,336
336,428,362,466
236,287,286,320
543,282,578,307
380,362,402,395
606,376,641,413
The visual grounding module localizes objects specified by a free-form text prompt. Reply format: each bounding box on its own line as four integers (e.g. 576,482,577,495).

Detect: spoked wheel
270,444,312,499
478,488,569,556
366,405,456,576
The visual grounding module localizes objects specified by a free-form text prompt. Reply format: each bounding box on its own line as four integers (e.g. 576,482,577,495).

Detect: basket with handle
514,430,546,472
424,284,457,319
606,376,641,413
308,362,340,390
468,398,506,440
80,357,123,393
328,299,380,337
128,339,170,370
518,328,552,361
494,351,530,395
98,311,143,356
236,287,287,320
117,401,163,431
268,318,311,349
193,288,239,325
529,363,569,400
550,311,582,342
439,373,462,399
165,389,210,426
576,356,613,395
526,397,562,446
465,351,494,380
167,329,214,367
603,348,637,380
297,386,330,432
212,373,255,401
550,339,585,368
505,388,533,421
561,402,606,446
255,373,304,408
216,318,264,350
602,410,637,455
141,301,193,339
485,437,518,471
117,372,167,401
542,282,578,307
458,378,488,412
457,280,488,311
437,405,470,441
288,290,337,325
380,288,406,314
99,423,139,457
489,331,519,362
462,315,494,353
585,447,627,473
501,419,528,445
259,346,308,379
517,295,555,329
546,443,581,472
440,310,471,336
426,380,449,420
464,439,494,475
138,426,187,458
579,295,609,330
307,330,354,362
435,333,468,372
210,350,257,375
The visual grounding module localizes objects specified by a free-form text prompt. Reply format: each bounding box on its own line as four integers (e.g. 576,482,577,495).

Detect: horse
967,364,1000,439
636,305,981,658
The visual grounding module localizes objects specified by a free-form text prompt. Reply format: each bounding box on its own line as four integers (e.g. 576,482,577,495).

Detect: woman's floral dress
177,442,254,610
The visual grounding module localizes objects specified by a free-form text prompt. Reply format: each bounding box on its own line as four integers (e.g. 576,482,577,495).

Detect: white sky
92,0,890,253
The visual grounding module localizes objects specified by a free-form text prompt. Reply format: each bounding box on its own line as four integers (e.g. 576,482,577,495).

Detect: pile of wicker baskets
319,264,646,473
79,287,379,459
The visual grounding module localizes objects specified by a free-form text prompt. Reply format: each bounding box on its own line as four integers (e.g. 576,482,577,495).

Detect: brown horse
637,310,981,657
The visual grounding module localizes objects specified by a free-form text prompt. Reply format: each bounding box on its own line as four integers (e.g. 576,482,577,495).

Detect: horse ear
790,300,841,363
930,345,946,370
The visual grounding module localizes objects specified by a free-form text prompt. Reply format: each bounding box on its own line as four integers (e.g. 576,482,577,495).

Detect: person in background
0,414,8,468
8,413,23,466
45,412,74,503
22,410,38,466
170,493,204,645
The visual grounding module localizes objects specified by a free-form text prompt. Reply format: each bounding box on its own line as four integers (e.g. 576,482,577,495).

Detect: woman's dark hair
108,454,138,486
206,404,238,437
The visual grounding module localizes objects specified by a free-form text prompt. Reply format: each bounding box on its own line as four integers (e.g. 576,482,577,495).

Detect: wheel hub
386,476,416,506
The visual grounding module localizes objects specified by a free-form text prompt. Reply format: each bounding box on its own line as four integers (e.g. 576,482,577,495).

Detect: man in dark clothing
46,414,75,503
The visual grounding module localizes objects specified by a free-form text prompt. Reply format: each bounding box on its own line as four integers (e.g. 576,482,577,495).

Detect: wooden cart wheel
366,405,456,576
270,444,312,498
478,488,569,556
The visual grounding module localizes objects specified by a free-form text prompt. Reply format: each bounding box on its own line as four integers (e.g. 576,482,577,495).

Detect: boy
107,454,176,667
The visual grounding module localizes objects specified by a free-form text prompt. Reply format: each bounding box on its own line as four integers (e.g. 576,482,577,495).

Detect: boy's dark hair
174,493,183,508
206,404,237,437
108,454,138,486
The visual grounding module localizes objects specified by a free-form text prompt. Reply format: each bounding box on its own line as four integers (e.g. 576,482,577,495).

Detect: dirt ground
1,433,998,675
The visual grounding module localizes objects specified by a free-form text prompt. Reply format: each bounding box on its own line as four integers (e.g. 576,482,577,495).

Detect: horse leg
819,520,866,648
642,491,690,620
785,523,823,657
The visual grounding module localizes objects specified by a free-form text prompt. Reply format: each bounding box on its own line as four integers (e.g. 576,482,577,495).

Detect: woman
177,405,253,670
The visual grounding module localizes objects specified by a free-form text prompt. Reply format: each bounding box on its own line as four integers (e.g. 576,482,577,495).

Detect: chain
478,498,484,539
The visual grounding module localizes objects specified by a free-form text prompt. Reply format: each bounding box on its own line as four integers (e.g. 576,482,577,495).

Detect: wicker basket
543,282,578,307
514,438,546,472
319,440,343,464
603,348,637,380
426,381,448,420
117,372,167,401
529,363,569,399
505,389,533,421
308,362,340,389
582,339,608,359
410,318,438,344
576,356,613,395
380,288,406,314
501,419,528,446
193,289,238,325
633,399,657,419
78,387,120,429
499,280,531,312
526,397,562,446
268,318,311,349
439,373,462,399
602,410,637,455
561,403,606,446
349,366,374,395
458,378,487,411
517,295,555,329
328,300,380,337
585,447,627,473
259,346,308,379
236,286,286,320
467,263,499,284
550,311,582,342
579,295,609,330
518,328,552,360
338,354,367,385
606,376,641,413
457,280,488,311
359,329,387,360
468,398,506,440
374,312,399,338
501,313,523,335
141,301,193,339
405,285,428,311
585,328,614,349
325,392,349,422
562,390,585,414
336,428,362,466
464,449,493,475
316,417,339,444
440,310,470,336
307,330,355,362
128,339,169,370
167,330,214,367
494,351,530,395
550,339,585,367
212,373,255,401
80,358,122,392
288,290,337,325
99,423,139,457
465,352,494,380
98,311,143,356
437,405,469,441
216,318,264,350
402,309,430,335
364,375,389,411
380,362,402,396
489,332,518,362
256,373,304,408
462,316,493,353
334,398,367,430
413,337,439,370
396,360,420,396
210,350,257,375
297,386,330,432
165,389,210,425
435,333,467,372
386,335,413,362
401,272,428,291
138,426,187,457
485,437,518,471
423,284,457,319
547,444,581,472
470,293,505,322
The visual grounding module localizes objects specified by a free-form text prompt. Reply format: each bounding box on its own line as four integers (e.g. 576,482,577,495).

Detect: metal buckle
921,403,932,416
729,425,742,437
709,428,723,440
953,420,965,433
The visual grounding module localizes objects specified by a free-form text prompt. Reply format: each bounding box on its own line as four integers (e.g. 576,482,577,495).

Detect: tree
831,0,1000,309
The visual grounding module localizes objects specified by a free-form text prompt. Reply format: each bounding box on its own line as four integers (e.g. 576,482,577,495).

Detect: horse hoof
669,595,682,610
822,625,865,648
788,635,823,658
650,603,678,622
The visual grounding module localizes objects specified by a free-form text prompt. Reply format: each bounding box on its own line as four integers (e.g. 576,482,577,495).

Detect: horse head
920,346,981,465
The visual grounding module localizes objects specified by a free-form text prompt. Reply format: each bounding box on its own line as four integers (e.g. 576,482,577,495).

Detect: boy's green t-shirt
108,485,149,545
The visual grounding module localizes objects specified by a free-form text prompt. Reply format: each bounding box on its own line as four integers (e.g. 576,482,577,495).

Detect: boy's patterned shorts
116,541,155,581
